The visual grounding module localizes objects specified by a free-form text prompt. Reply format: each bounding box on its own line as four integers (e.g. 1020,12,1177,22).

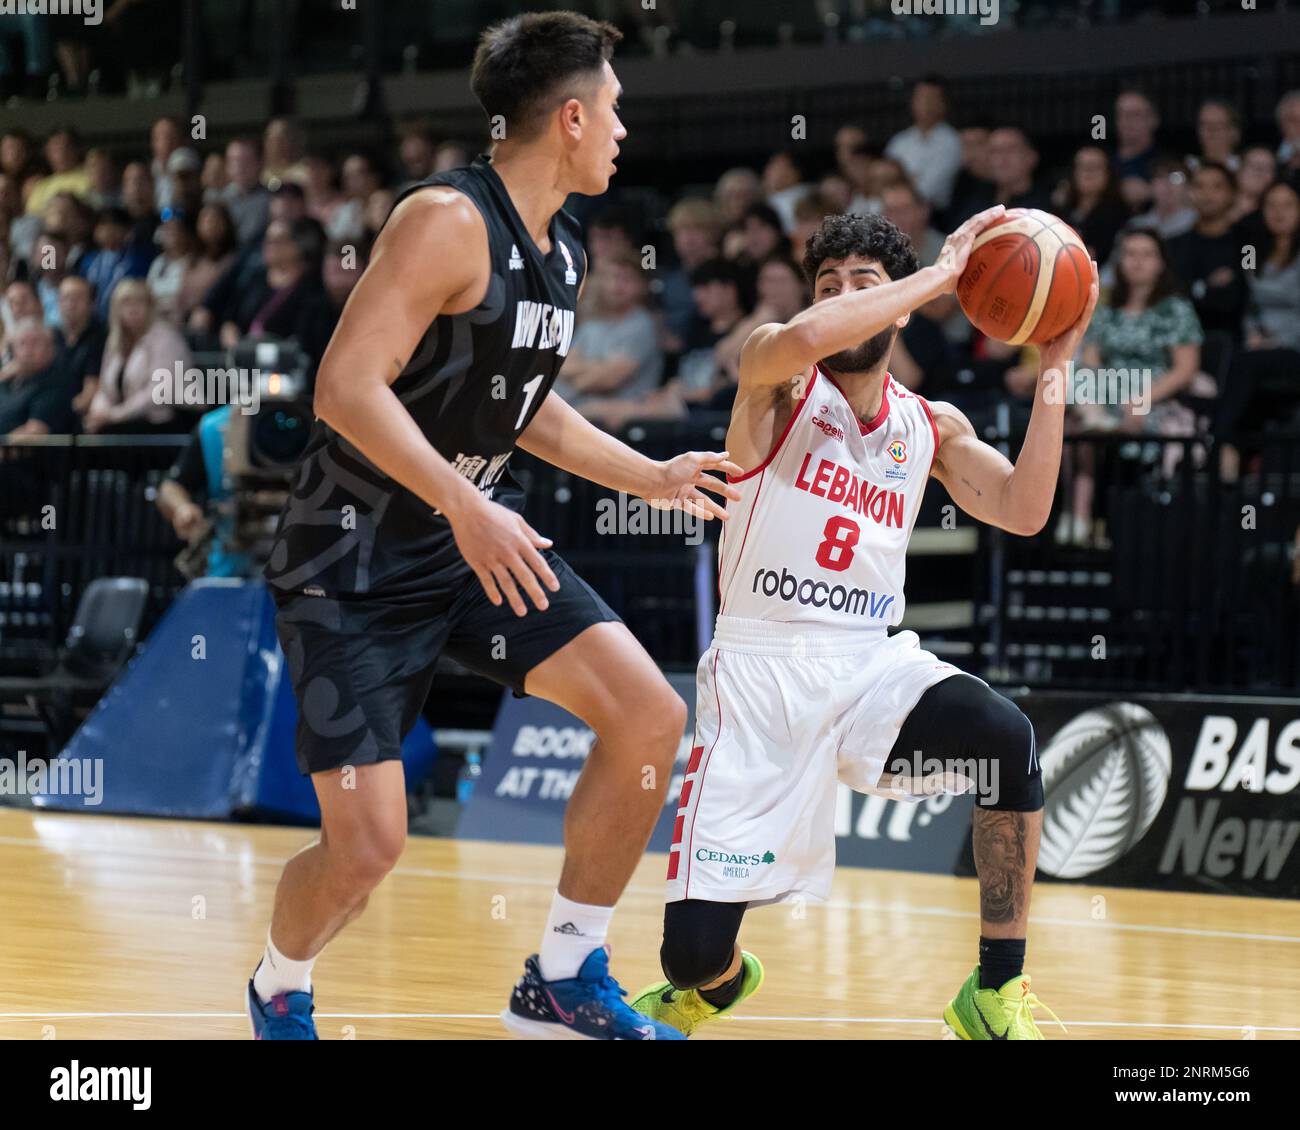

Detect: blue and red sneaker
246,979,318,1040
500,946,685,1040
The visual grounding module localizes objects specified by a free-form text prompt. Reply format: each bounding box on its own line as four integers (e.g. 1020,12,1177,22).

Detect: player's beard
820,325,896,376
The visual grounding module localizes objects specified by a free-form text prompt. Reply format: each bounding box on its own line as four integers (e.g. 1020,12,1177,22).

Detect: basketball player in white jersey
633,207,1099,1039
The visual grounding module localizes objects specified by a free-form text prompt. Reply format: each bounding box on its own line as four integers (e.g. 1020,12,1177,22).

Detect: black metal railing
0,436,187,676
4,426,1300,695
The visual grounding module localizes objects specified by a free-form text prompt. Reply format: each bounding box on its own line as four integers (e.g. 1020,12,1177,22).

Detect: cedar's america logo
695,848,776,866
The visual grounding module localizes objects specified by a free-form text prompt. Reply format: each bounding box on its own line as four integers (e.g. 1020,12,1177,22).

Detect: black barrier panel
6,429,1300,700
992,433,1300,695
0,438,188,679
951,690,1300,900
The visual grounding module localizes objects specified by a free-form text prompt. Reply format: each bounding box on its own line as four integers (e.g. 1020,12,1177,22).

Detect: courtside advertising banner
999,691,1300,899
458,674,977,875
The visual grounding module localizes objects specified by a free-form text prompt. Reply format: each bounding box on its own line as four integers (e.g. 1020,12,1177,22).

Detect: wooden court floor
1,806,1297,1040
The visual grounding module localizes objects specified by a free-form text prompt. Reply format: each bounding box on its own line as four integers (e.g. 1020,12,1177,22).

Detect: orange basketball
956,209,1091,345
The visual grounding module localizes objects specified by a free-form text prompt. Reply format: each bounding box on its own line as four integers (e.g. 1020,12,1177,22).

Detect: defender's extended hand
643,451,744,521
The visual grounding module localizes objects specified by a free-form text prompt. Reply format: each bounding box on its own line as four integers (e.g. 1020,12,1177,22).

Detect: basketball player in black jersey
245,13,739,1040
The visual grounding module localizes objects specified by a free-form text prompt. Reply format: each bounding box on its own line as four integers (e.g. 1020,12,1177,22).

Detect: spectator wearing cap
150,116,183,211
221,138,272,246
0,319,77,437
165,147,204,217
885,76,963,211
26,128,91,216
77,207,153,321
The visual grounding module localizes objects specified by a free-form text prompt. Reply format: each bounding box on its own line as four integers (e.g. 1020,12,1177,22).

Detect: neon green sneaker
943,966,1065,1040
631,951,764,1037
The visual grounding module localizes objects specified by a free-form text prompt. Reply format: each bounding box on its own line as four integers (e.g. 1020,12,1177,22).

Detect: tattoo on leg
973,810,1028,925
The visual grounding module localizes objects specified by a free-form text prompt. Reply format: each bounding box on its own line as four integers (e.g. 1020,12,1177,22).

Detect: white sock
253,929,317,1002
538,893,614,982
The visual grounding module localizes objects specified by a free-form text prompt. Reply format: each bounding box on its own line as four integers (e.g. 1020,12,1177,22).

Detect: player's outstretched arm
737,205,1007,388
518,390,742,521
930,260,1100,536
312,190,560,617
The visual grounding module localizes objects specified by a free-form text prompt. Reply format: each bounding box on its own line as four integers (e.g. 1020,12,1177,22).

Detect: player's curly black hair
801,213,921,289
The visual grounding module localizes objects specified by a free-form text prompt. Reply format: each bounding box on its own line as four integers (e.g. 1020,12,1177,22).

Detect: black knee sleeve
888,675,1043,812
660,899,747,989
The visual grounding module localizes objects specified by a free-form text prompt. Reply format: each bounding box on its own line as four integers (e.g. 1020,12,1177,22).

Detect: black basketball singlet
265,153,586,602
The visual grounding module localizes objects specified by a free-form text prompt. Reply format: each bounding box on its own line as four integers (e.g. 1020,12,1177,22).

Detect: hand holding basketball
955,208,1094,345
1038,257,1100,378
934,206,1008,291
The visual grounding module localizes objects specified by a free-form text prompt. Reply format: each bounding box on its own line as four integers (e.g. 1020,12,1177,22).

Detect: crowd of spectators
1,81,1298,544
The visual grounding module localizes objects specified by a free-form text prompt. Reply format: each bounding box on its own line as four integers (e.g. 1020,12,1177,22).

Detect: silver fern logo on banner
1037,703,1172,879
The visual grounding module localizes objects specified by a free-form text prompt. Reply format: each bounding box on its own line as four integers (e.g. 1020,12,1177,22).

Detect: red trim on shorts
821,369,892,436
683,651,723,899
917,392,941,476
728,368,819,483
685,743,704,774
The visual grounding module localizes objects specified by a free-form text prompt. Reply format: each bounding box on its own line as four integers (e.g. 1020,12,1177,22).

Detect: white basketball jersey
717,367,938,629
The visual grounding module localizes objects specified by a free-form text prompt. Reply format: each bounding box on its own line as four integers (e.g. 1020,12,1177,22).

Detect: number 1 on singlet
515,373,545,429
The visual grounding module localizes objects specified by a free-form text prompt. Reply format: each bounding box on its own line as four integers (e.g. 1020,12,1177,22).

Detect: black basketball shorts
272,550,620,775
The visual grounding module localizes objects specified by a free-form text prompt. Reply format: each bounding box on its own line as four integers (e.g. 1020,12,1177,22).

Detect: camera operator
155,403,254,579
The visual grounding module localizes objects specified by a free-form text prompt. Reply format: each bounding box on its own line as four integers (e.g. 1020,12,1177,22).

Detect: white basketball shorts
665,614,972,907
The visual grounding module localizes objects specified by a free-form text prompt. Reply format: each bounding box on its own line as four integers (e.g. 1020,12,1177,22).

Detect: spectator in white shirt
885,75,962,211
